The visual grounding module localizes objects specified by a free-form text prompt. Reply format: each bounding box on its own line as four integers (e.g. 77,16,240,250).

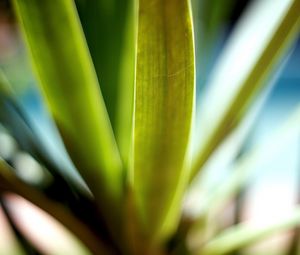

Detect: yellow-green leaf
132,0,195,242
12,0,123,223
76,0,136,163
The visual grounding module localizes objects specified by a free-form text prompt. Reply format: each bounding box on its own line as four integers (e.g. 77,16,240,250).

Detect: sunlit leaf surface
132,0,195,242
12,0,124,224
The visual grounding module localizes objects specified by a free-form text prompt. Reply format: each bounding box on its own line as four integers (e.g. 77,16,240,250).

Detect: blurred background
0,0,299,254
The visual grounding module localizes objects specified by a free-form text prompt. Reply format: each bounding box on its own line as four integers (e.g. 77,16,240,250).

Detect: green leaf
0,159,112,255
132,0,195,242
199,207,300,255
75,0,136,163
191,0,300,180
114,0,136,164
12,0,123,221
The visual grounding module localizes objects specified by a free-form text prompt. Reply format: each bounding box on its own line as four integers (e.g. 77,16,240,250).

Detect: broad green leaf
132,0,195,242
198,207,300,255
191,0,300,180
0,159,112,255
12,0,123,222
75,0,136,163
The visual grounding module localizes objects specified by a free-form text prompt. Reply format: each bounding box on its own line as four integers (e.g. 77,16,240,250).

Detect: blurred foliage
0,0,299,255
